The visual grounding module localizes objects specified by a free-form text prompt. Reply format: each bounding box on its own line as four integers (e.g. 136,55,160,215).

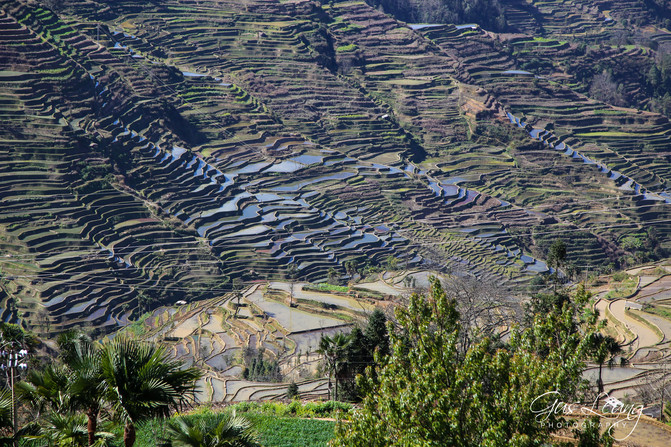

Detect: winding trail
596,299,633,345
639,313,671,344
609,300,661,350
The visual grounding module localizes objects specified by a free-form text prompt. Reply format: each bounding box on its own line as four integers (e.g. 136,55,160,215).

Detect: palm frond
166,413,260,447
100,337,202,424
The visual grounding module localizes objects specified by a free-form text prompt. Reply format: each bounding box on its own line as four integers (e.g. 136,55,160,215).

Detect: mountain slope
1,0,671,333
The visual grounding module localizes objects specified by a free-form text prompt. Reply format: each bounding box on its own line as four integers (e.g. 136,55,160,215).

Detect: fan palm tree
17,364,71,418
24,412,114,447
318,333,350,401
166,413,260,447
19,333,104,446
68,338,104,447
99,337,202,447
0,388,14,445
0,388,38,447
590,333,623,405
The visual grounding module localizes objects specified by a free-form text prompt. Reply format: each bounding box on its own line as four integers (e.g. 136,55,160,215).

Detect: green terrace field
1,0,671,338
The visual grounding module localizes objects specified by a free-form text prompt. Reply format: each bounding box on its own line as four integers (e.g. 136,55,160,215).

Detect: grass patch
350,287,385,299
604,274,638,299
575,131,662,137
246,414,335,447
130,402,346,447
342,24,364,32
122,312,152,336
231,400,352,418
336,44,358,53
303,283,349,293
642,304,671,322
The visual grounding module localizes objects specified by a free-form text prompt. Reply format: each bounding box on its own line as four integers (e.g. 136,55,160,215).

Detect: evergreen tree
364,309,389,358
338,310,390,401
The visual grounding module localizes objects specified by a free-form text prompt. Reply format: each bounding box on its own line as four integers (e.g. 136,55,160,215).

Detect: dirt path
596,300,632,345
639,312,671,344
610,300,661,349
610,416,671,446
562,415,671,446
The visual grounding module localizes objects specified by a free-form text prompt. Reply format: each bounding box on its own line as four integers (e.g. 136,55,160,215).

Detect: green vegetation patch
303,283,349,293
231,400,352,418
133,402,344,447
335,44,358,53
136,416,335,447
574,131,655,137
642,303,671,322
604,273,638,299
245,414,335,447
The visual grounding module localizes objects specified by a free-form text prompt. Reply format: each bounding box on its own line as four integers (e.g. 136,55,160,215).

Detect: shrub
287,382,300,400
612,271,630,282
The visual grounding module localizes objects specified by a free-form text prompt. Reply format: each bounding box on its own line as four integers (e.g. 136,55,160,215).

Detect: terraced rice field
1,0,671,342
129,279,397,402
590,262,671,407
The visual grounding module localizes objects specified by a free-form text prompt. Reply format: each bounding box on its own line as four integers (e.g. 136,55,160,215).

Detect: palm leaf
166,413,260,447
100,337,202,424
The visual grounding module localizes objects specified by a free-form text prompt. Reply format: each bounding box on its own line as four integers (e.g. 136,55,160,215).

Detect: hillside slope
1,0,671,333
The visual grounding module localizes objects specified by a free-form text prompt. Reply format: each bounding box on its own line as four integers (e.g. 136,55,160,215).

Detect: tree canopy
18,334,202,447
365,0,507,32
333,278,601,446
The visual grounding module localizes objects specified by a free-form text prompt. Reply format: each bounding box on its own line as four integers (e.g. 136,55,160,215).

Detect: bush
287,381,299,400
611,271,630,282
233,401,258,413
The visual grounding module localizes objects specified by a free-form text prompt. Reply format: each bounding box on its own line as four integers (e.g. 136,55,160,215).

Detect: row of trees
364,0,507,32
242,347,282,382
318,309,390,401
1,332,203,447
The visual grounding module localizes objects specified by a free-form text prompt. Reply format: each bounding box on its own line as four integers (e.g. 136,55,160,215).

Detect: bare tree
390,274,516,357
287,263,298,308
232,278,243,318
442,275,516,356
590,70,625,106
